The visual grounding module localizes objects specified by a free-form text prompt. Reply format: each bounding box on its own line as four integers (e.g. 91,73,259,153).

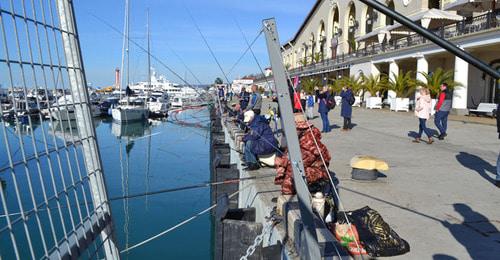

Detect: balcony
284,10,500,77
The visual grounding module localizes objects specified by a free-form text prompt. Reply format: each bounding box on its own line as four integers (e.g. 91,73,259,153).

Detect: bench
468,103,498,117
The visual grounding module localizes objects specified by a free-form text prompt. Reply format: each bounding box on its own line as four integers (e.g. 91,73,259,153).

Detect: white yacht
50,95,101,121
145,91,170,116
129,69,182,97
111,96,149,122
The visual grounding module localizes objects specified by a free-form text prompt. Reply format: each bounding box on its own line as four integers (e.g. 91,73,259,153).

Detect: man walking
247,84,262,115
434,83,452,140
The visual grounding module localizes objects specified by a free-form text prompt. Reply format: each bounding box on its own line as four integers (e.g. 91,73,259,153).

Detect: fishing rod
0,174,276,219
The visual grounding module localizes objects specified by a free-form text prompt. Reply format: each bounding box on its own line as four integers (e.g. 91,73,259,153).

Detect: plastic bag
333,223,368,256
340,206,410,257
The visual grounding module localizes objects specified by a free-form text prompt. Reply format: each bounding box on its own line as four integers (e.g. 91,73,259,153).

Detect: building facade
278,0,499,113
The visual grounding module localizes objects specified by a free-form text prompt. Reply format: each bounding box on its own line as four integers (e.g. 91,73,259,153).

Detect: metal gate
0,0,118,259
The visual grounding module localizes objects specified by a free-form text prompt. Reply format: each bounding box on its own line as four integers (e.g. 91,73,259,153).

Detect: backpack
348,92,355,106
326,95,336,110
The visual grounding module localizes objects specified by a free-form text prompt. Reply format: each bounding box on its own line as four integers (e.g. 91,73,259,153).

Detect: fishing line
184,7,231,85
0,174,276,218
226,29,264,77
87,12,195,89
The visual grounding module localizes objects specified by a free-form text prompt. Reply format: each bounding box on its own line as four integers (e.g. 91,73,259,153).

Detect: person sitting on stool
242,110,277,171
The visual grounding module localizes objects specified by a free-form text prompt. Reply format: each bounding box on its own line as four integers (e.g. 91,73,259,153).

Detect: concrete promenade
306,106,500,259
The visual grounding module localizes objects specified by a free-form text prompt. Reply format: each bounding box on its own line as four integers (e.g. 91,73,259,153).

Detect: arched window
318,21,326,60
365,7,374,34
428,0,440,9
347,3,357,53
386,1,395,26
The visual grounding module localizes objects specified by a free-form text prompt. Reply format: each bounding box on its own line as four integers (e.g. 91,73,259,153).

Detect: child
306,92,314,119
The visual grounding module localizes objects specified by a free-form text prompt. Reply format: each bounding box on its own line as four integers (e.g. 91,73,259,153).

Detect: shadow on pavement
407,128,439,139
442,203,499,260
433,254,458,260
455,152,496,184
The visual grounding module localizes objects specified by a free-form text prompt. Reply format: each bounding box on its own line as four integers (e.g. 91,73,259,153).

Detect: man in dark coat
318,86,331,133
242,110,277,171
496,103,499,187
340,86,353,131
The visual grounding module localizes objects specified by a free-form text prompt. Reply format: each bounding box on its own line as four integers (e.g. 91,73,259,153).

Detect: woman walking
340,86,353,131
413,87,434,144
318,86,331,133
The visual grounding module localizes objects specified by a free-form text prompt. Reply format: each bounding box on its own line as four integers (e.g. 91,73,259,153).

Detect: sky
73,0,316,87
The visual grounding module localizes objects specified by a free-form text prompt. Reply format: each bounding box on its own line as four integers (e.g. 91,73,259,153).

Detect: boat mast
126,0,130,104
119,0,129,99
147,9,151,105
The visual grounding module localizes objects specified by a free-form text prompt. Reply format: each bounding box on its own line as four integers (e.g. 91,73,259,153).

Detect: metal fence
0,0,118,259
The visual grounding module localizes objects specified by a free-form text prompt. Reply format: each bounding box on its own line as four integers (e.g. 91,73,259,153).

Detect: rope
120,187,243,253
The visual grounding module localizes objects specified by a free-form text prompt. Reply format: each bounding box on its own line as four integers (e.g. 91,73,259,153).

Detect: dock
210,99,500,259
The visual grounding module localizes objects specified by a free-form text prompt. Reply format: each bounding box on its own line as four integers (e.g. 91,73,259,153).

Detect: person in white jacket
412,88,434,144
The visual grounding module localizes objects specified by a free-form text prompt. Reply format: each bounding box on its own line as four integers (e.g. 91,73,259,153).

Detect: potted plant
312,52,322,65
299,58,308,68
388,70,416,112
363,74,388,109
417,68,460,115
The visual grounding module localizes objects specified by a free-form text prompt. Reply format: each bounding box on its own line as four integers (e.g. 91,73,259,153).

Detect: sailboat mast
147,9,151,100
119,0,129,99
126,0,130,96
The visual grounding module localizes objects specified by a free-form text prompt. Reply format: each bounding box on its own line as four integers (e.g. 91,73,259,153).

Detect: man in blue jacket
242,110,277,171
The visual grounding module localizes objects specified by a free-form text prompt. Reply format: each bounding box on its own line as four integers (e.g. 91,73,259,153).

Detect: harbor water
0,107,213,259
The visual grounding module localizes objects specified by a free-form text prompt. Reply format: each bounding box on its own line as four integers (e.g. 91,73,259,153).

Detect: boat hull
111,107,149,122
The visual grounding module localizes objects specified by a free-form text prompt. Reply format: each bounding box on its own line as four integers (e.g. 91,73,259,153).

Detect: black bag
348,93,355,106
337,206,410,257
326,95,336,110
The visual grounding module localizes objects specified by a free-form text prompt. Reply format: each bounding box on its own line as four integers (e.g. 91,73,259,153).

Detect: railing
0,1,118,259
280,10,500,77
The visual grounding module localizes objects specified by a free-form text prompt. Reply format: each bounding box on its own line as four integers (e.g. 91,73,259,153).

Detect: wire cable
119,185,247,253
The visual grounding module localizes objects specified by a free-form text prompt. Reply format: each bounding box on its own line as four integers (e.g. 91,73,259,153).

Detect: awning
443,0,499,12
357,9,463,42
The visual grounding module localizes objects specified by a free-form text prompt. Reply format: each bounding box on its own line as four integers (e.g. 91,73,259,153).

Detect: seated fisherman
242,110,277,171
229,103,245,129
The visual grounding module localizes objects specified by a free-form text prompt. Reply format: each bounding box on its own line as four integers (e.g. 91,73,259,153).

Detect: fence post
56,0,120,259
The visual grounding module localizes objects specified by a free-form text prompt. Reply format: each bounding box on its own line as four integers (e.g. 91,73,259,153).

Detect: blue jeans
244,140,258,165
320,112,330,132
434,110,449,135
418,118,432,138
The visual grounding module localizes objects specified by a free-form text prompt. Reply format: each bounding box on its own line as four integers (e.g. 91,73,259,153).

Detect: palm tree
362,73,388,97
417,68,461,98
388,70,417,98
313,52,322,64
299,58,309,67
338,75,363,96
301,77,321,94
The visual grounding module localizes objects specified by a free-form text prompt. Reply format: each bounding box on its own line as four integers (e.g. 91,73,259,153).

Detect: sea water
0,107,212,259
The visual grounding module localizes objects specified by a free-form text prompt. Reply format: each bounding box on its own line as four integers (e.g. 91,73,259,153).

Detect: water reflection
111,121,151,140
